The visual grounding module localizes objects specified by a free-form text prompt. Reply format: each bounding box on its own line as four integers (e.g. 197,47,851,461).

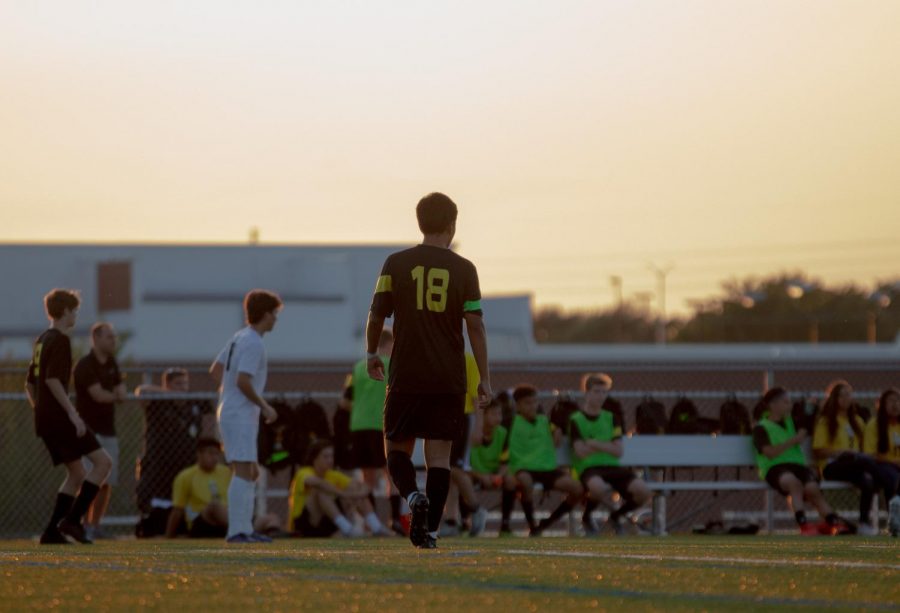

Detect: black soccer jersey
370,244,482,394
26,328,73,437
74,352,123,437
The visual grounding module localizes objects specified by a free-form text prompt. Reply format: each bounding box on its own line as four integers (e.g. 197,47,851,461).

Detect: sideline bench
619,435,858,535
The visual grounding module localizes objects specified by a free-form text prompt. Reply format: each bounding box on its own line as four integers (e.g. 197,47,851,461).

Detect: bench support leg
652,493,667,536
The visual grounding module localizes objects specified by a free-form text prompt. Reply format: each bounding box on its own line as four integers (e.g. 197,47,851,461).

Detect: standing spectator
753,387,850,535
346,329,406,533
209,290,281,543
25,289,111,544
134,368,212,537
863,388,900,531
74,322,126,540
812,380,883,535
507,384,583,536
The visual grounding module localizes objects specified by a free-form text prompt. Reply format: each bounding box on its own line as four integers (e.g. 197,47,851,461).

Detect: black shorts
580,466,637,498
40,424,102,466
450,413,472,468
189,515,227,539
518,469,568,491
293,508,338,538
384,392,465,442
351,429,386,469
765,463,819,495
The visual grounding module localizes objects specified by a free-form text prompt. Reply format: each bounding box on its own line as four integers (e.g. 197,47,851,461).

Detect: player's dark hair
581,372,613,392
512,384,538,403
163,367,188,386
820,380,862,444
244,289,283,325
197,437,222,452
876,388,900,456
305,439,334,465
44,288,80,320
416,192,458,234
753,387,788,421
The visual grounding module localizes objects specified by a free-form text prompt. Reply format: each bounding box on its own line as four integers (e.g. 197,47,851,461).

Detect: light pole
648,263,674,344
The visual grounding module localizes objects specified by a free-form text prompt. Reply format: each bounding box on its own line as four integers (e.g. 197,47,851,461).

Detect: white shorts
83,435,119,486
218,419,259,463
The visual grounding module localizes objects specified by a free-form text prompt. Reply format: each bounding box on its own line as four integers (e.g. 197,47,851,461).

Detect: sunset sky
2,1,899,315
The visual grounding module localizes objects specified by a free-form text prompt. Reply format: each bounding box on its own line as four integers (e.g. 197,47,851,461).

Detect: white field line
500,549,900,571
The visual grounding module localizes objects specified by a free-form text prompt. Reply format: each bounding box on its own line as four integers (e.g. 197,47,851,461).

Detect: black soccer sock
544,500,573,527
521,498,536,529
500,489,515,528
425,467,451,533
386,451,418,500
610,499,639,522
389,494,402,521
582,499,598,523
47,493,75,532
65,481,100,524
795,510,808,526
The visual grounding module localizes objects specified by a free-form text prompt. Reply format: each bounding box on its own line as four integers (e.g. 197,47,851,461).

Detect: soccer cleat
498,525,513,538
407,492,430,548
58,519,92,544
799,523,819,536
857,522,879,536
249,531,273,543
528,520,547,537
888,496,900,537
40,528,71,545
418,534,438,549
469,507,488,537
226,533,255,544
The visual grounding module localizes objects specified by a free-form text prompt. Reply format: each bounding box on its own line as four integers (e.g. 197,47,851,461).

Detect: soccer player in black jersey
366,192,491,549
25,289,112,544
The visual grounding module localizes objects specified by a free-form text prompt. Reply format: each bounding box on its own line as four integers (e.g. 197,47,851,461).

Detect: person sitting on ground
165,437,280,538
468,397,514,534
573,373,651,536
288,439,390,538
863,388,900,534
753,387,850,536
506,384,583,536
812,380,884,536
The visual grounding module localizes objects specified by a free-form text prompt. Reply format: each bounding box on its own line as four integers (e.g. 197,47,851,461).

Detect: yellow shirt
863,419,900,464
812,414,865,471
464,352,480,415
171,464,232,527
289,467,352,520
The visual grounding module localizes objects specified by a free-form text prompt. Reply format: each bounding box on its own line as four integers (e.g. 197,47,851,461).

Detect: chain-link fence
1,362,893,539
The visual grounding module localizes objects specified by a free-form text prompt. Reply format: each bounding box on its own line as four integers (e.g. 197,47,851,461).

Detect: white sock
226,476,255,538
365,512,384,533
427,530,438,539
334,515,353,535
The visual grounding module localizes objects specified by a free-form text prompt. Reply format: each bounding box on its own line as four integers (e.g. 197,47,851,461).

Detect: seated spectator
165,438,280,538
134,368,213,537
469,398,514,534
863,388,900,530
288,440,389,538
573,373,651,536
506,385,583,536
754,387,850,535
812,380,884,535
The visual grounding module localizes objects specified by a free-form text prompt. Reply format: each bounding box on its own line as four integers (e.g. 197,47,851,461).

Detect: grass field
1,536,898,611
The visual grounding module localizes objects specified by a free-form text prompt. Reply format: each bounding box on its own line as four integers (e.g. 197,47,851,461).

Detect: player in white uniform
210,290,281,543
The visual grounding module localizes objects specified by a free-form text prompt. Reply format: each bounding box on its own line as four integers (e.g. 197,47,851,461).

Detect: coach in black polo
74,322,127,539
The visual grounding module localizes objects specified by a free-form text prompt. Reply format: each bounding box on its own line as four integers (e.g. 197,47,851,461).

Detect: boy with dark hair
573,373,651,535
26,289,112,544
210,289,281,543
507,385,583,536
288,440,388,538
74,322,127,539
366,192,491,549
469,398,515,534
